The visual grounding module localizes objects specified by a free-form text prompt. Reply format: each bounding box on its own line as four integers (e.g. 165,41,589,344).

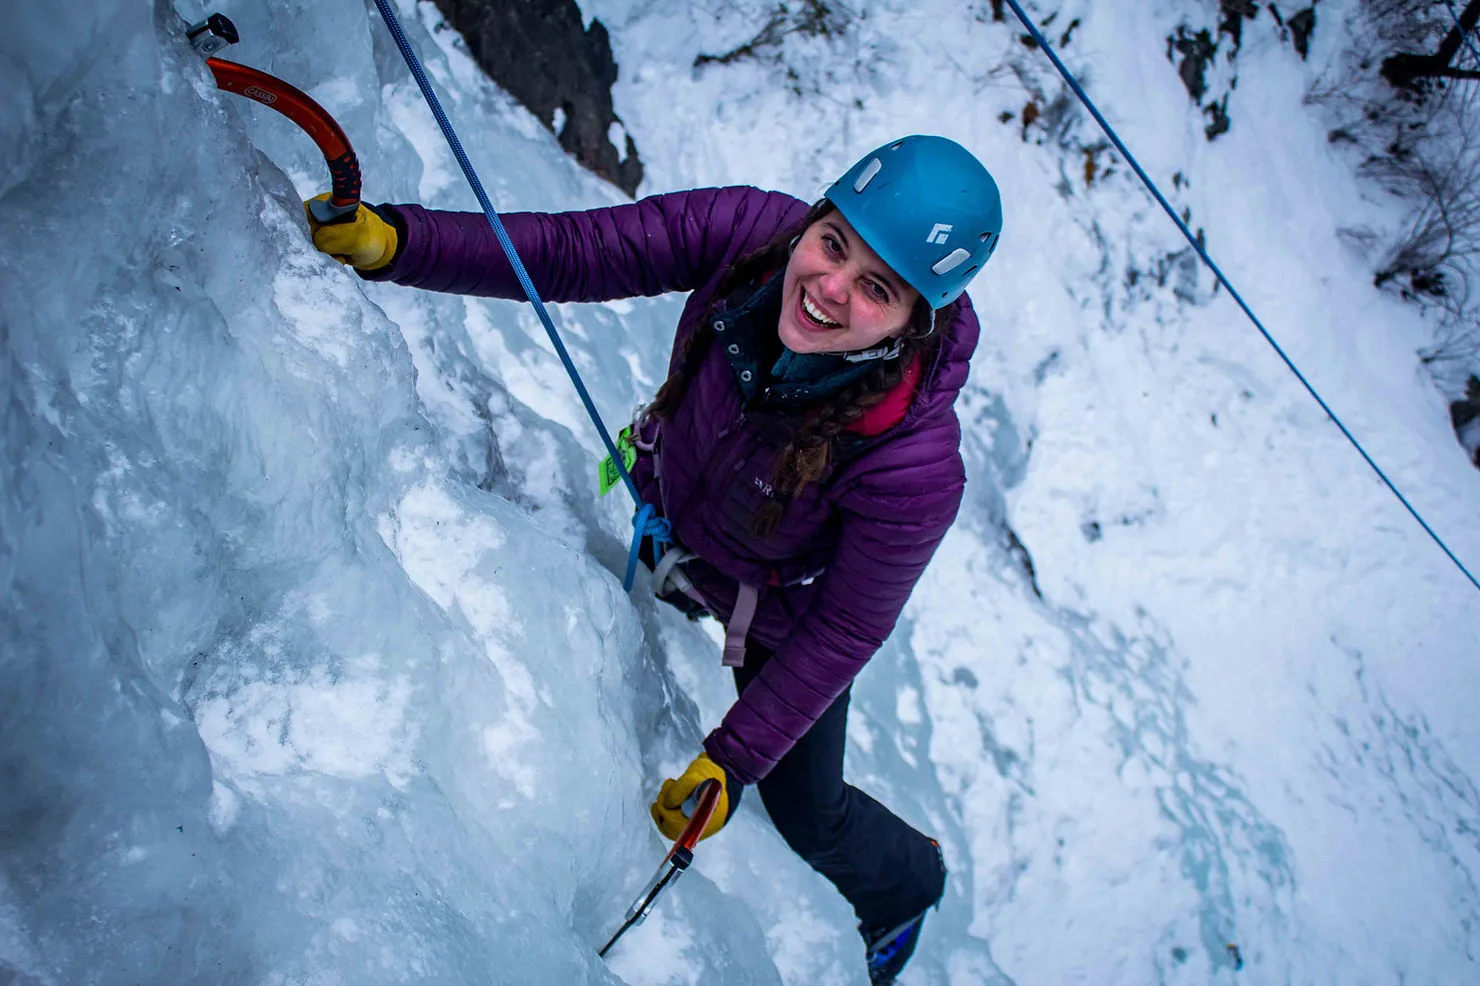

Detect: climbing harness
598,777,722,958
365,0,669,591
1001,0,1480,593
627,408,764,666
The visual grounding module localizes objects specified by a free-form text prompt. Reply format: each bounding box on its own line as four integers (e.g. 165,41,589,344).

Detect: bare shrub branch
1311,1,1480,368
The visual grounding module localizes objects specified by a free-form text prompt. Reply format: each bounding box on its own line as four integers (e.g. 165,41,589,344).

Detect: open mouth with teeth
799,289,843,330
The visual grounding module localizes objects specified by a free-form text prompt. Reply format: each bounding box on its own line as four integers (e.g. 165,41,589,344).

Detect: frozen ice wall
3,0,1480,984
0,1,684,982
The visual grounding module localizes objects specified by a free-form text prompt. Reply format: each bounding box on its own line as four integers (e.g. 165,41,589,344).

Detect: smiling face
777,212,920,355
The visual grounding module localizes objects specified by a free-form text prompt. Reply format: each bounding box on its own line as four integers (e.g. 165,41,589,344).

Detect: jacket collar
710,273,780,405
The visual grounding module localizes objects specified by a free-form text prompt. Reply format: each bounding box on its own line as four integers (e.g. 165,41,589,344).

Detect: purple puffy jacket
369,187,980,784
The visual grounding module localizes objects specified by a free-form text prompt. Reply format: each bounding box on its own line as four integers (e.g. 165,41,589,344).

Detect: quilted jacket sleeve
702,418,967,785
362,187,807,303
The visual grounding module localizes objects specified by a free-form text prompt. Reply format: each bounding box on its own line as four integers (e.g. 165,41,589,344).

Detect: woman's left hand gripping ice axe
304,193,401,271
651,753,743,842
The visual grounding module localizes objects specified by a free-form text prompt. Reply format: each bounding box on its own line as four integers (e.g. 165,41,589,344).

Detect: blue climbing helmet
824,135,1002,308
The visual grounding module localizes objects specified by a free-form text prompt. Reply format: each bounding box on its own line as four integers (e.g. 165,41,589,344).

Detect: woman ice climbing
306,135,1001,984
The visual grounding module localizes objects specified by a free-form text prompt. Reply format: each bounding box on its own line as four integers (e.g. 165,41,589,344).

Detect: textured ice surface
2,1,1478,984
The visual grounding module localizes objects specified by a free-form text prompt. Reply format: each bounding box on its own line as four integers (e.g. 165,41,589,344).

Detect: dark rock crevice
1167,3,1319,142
432,0,643,196
1169,26,1218,103
1451,375,1480,468
1288,7,1318,59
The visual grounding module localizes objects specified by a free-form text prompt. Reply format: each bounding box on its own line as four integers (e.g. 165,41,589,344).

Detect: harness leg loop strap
722,584,760,668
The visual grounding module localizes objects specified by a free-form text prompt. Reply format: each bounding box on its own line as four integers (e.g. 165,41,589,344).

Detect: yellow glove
303,194,399,271
650,752,740,842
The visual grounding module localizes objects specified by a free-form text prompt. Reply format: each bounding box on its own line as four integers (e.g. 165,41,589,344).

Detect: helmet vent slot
853,157,883,193
931,248,971,275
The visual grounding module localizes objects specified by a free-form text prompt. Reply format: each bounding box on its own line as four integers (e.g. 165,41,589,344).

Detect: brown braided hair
648,199,961,539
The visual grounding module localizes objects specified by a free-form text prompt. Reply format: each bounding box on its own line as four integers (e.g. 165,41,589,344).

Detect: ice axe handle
623,845,693,927
675,778,722,852
596,777,721,959
205,58,363,219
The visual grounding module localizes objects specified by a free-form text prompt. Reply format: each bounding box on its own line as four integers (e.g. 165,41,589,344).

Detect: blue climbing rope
1001,0,1480,593
370,0,667,589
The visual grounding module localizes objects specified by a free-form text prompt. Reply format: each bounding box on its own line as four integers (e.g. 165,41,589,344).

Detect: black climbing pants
735,641,946,931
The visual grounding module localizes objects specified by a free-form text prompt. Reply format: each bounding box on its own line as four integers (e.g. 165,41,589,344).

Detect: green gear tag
598,427,638,497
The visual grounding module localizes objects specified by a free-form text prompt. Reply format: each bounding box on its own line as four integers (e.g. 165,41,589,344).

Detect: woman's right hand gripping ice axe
650,753,742,842
303,193,400,271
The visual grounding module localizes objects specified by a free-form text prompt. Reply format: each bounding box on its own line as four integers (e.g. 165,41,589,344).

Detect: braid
750,296,955,539
775,361,901,494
